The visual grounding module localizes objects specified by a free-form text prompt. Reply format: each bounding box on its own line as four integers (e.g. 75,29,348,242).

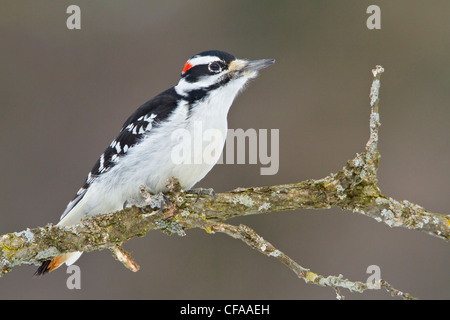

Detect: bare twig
200,221,417,300
380,280,418,300
111,246,140,272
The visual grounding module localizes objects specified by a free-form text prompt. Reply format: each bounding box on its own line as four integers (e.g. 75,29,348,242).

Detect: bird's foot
186,187,216,205
123,186,169,213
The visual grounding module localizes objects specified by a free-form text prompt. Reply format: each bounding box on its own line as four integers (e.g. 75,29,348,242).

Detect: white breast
61,77,249,224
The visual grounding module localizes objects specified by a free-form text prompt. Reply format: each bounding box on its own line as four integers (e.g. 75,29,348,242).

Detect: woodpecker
35,50,274,275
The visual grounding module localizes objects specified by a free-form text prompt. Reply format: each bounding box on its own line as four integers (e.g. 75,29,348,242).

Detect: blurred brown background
1,1,449,299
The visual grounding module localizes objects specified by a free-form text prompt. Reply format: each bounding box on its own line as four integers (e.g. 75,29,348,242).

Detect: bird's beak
243,59,275,72
229,58,275,78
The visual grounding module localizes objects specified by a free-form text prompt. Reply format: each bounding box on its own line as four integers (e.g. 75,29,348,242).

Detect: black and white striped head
175,50,274,97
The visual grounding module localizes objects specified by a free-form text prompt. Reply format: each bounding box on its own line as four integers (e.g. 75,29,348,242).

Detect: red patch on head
182,62,193,74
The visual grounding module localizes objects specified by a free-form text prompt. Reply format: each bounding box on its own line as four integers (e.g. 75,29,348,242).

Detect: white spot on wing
99,153,106,173
126,124,134,132
76,187,85,196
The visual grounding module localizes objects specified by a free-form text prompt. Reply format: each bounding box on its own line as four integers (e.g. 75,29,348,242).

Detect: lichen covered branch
1,66,448,299
200,221,417,299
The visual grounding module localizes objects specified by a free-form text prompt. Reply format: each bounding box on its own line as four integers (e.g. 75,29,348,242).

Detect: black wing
60,88,181,220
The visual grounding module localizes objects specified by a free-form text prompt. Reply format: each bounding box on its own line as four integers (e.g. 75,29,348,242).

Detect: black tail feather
34,260,51,276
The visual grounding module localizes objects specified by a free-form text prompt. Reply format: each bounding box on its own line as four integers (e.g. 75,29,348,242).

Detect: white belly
60,77,248,225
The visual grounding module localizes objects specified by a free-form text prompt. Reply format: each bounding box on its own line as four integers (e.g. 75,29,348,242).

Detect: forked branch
1,66,448,299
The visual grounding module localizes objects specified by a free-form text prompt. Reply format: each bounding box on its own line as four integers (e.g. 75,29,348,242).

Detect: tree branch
1,66,447,299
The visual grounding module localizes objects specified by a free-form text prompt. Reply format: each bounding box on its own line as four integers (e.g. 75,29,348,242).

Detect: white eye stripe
188,55,223,67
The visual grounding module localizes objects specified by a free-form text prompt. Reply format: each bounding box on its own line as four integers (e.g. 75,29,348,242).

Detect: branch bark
1,66,448,299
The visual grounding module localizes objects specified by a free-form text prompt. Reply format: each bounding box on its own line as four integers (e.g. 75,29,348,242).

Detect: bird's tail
35,251,83,276
34,190,91,276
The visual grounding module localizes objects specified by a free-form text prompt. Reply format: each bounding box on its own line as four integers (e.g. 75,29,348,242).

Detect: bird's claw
123,186,170,213
187,187,216,204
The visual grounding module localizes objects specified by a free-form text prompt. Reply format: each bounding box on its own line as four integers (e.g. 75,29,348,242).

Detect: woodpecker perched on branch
35,50,275,275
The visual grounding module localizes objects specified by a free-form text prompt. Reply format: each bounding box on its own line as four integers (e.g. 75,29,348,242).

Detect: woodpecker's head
174,50,275,98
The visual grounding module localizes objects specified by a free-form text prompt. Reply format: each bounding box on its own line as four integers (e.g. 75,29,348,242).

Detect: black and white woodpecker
35,50,274,275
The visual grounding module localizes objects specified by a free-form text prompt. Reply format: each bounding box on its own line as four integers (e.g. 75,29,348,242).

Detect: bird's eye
208,62,222,73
